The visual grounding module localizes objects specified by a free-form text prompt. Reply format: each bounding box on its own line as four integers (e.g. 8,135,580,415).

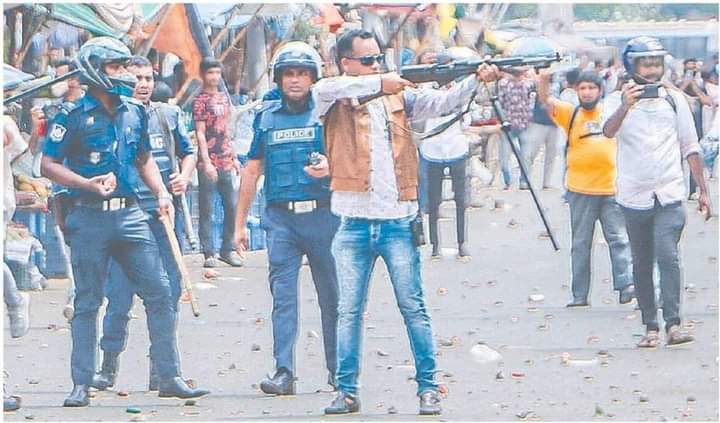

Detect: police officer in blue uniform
40,38,208,407
90,56,198,392
235,42,339,395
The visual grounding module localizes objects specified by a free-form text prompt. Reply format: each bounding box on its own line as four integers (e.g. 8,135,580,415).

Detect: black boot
324,391,360,415
260,368,295,395
90,351,119,391
148,361,160,391
63,385,89,407
158,377,210,399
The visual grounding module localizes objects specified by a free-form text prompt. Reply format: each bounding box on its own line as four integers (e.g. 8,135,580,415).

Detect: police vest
135,104,177,211
257,101,330,204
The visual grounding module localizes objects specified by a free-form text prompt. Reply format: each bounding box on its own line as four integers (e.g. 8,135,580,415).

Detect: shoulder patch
49,123,67,143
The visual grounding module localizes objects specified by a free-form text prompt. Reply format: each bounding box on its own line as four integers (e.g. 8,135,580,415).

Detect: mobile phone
638,84,660,99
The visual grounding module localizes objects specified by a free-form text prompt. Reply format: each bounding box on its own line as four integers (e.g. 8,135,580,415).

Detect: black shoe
148,361,160,391
260,368,295,395
419,390,442,415
3,394,21,412
619,285,636,305
63,385,89,407
324,391,360,415
89,352,119,391
566,298,589,308
158,377,210,399
219,251,244,267
431,244,441,259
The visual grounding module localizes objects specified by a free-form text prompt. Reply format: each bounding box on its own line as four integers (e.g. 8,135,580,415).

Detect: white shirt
601,88,701,210
3,116,29,227
314,74,478,219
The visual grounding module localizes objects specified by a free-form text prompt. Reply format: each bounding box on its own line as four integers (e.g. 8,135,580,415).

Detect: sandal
666,326,695,347
637,331,660,348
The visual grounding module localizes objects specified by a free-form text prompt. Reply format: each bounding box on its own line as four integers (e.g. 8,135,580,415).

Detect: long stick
210,5,244,50
488,91,560,251
159,215,200,317
137,4,173,57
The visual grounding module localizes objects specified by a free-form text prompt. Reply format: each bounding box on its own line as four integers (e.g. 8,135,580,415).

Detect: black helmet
76,37,136,96
270,42,323,84
622,37,667,77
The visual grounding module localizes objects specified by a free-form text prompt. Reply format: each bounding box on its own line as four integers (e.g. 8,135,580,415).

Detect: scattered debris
126,407,142,414
251,344,261,352
117,390,129,397
470,343,502,364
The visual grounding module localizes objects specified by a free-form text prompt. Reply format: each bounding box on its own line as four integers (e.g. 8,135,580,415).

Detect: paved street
4,183,718,421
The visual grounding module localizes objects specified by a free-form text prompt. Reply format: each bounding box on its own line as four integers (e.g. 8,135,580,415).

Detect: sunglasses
345,54,385,66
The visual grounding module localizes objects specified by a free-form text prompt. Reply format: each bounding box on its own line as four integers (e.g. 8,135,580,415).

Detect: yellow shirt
550,100,616,195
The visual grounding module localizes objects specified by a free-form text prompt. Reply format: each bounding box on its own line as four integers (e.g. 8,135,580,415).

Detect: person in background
497,68,534,190
3,112,31,413
537,70,635,307
193,57,243,268
602,37,711,348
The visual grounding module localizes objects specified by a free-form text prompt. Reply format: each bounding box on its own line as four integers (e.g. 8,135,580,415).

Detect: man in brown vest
313,29,498,416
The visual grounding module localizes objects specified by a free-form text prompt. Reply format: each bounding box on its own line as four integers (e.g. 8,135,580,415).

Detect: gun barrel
3,69,82,104
399,53,561,86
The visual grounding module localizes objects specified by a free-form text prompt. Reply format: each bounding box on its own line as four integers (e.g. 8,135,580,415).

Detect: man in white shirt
602,37,711,348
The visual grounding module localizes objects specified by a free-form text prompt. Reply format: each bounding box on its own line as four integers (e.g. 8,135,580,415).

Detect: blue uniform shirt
43,93,152,200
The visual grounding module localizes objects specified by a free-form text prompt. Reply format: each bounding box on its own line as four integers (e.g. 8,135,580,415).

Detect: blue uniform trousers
63,204,179,385
100,209,182,373
261,205,339,375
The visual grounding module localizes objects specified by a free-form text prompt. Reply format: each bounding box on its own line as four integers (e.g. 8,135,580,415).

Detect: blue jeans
100,211,182,372
500,128,526,188
566,192,633,300
621,200,686,332
331,216,437,396
261,205,339,374
63,204,178,385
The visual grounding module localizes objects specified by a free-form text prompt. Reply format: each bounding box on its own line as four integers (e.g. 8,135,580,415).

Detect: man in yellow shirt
536,70,635,307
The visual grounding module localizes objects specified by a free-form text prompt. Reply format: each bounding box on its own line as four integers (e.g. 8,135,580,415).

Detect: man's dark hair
335,29,378,68
151,81,173,103
576,71,603,89
52,58,76,72
565,68,580,86
701,68,718,82
128,55,152,68
200,57,223,74
683,58,698,66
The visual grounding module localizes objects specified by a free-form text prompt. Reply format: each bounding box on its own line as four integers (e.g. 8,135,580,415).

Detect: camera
638,83,660,99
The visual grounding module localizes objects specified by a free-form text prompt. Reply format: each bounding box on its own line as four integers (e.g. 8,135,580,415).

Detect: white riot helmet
270,42,323,84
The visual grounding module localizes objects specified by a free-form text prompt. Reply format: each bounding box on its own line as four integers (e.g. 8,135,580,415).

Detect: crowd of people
3,21,718,417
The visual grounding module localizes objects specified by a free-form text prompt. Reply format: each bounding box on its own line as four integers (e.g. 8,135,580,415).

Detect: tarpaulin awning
48,3,121,37
3,64,34,91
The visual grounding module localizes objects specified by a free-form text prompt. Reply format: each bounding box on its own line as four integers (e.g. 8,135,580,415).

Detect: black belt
72,197,136,211
269,199,330,213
